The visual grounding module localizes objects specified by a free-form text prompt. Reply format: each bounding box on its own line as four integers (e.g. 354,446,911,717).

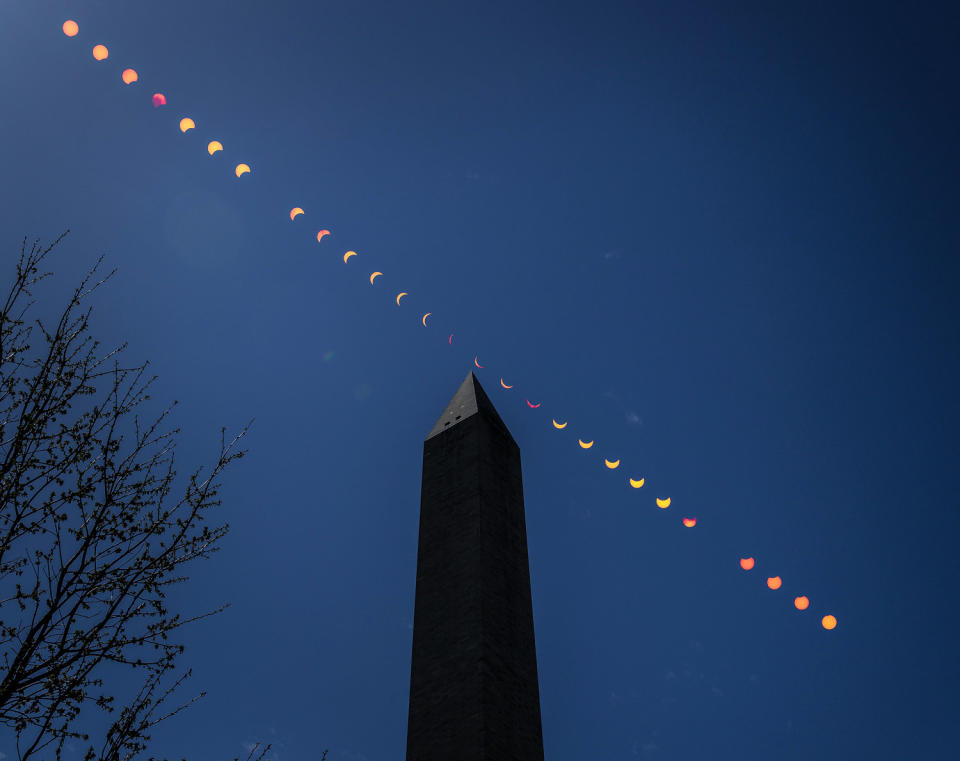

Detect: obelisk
405,371,545,761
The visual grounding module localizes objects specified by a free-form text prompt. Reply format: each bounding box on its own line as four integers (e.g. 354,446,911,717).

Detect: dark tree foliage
0,233,276,761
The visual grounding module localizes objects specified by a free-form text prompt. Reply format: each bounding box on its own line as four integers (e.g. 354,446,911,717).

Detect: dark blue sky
1,1,958,759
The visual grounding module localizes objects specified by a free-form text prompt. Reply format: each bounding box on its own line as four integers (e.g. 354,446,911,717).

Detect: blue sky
1,1,958,759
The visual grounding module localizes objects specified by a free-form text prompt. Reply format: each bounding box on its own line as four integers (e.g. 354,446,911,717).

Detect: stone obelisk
405,371,545,761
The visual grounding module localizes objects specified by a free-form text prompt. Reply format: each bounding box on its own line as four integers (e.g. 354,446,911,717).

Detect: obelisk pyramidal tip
406,371,545,761
425,370,513,444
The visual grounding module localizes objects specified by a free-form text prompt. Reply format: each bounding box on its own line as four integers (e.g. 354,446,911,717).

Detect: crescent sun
500,379,512,389
290,207,304,221
370,272,383,284
578,439,594,449
604,458,620,469
449,334,454,345
526,400,541,408
629,477,645,488
422,313,431,327
552,419,567,429
343,251,357,263
317,230,330,243
656,497,671,509
396,292,408,305
474,356,483,369
207,140,223,155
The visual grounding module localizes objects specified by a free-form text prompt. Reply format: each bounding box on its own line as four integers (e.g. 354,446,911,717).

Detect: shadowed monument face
405,371,545,761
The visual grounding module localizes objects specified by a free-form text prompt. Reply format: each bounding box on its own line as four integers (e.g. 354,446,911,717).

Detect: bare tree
0,232,257,761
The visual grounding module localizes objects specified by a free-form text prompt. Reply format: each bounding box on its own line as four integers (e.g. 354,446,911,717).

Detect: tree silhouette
0,232,270,761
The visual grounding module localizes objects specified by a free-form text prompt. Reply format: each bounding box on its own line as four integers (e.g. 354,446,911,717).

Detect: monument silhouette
405,371,545,760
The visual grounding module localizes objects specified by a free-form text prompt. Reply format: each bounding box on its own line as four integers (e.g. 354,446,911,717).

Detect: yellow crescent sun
629,477,645,488
235,163,251,177
343,251,357,263
422,313,431,327
500,379,513,389
396,292,408,305
179,117,196,133
656,497,671,509
207,140,223,155
290,207,304,221
370,272,382,284
604,459,620,469
578,439,594,449
552,419,567,429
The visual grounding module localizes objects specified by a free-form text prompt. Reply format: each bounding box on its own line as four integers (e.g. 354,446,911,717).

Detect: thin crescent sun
422,313,431,327
552,419,567,429
629,477,645,488
317,230,330,243
578,439,594,449
343,251,357,263
526,400,541,408
448,334,454,345
682,517,697,528
604,459,620,469
370,272,383,284
474,356,483,369
500,379,513,389
290,207,304,221
656,497,671,508
396,292,408,306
